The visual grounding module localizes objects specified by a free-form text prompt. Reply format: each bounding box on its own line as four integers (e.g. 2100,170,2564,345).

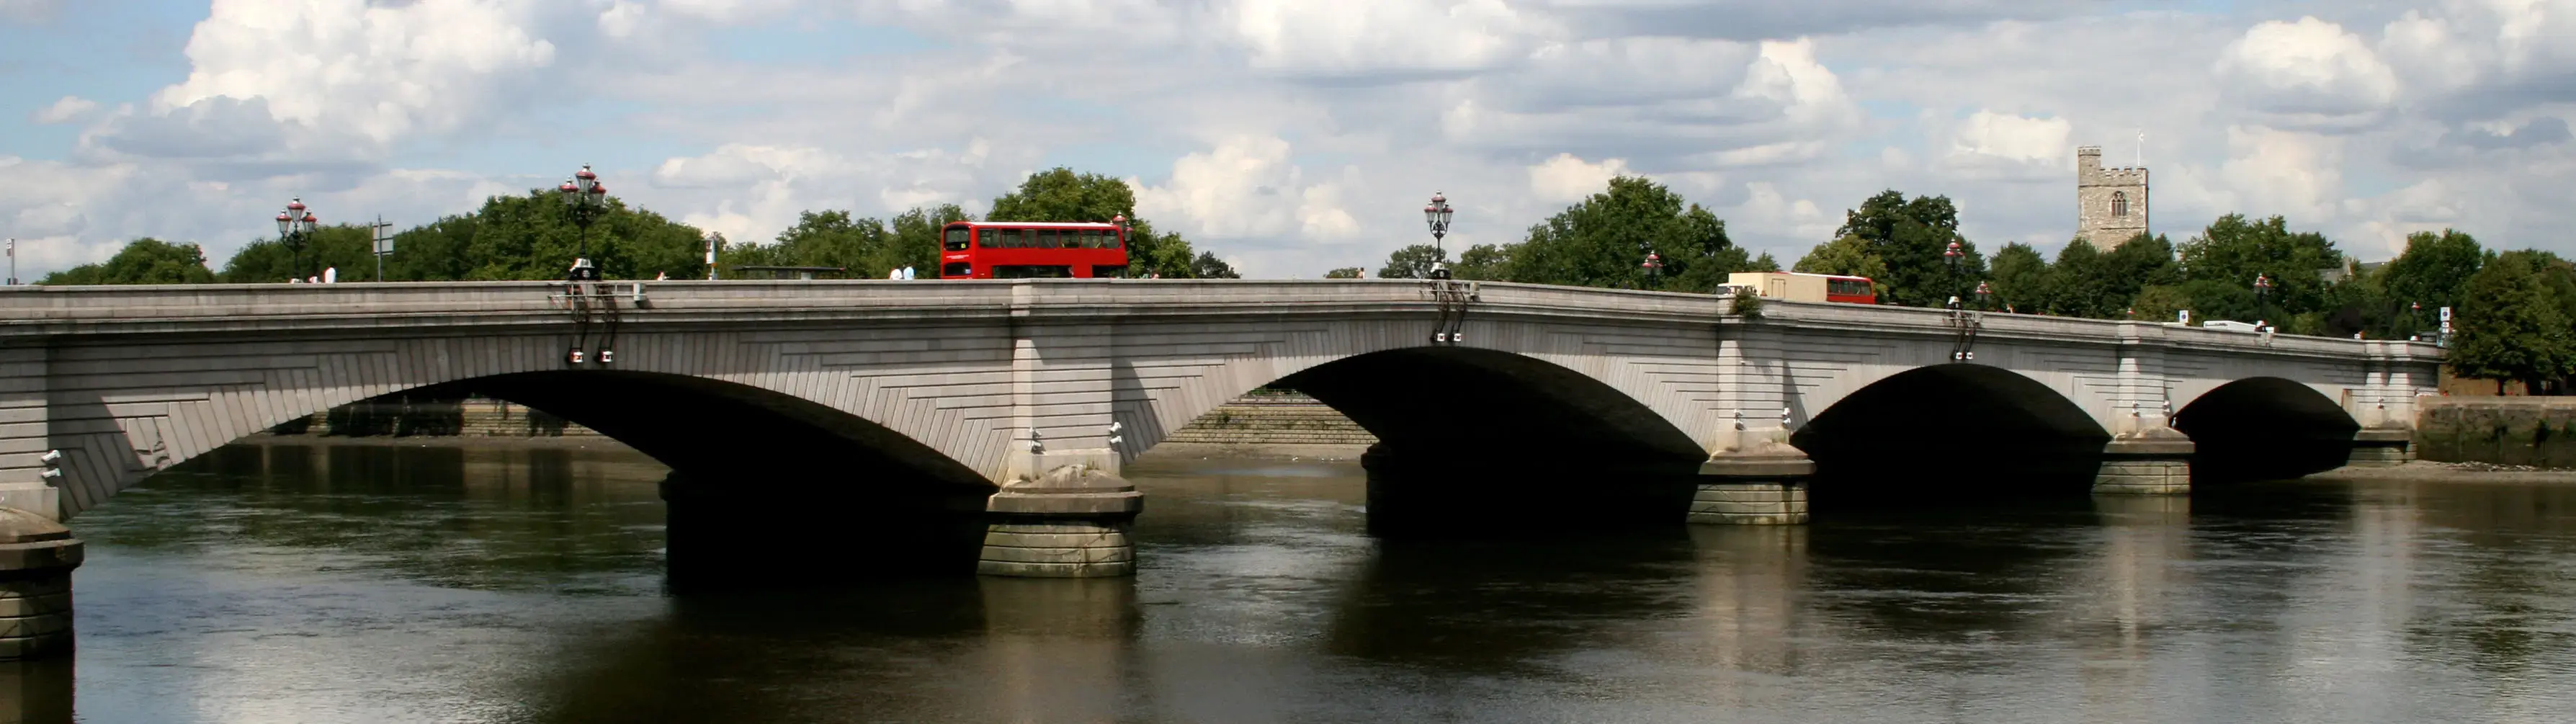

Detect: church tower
2075,146,2148,247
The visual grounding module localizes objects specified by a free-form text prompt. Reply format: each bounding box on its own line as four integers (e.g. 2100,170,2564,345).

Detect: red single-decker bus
939,220,1129,279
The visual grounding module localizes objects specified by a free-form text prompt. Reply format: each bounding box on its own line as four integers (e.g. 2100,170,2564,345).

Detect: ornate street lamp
1423,192,1454,280
275,197,318,282
2253,273,2273,329
558,164,610,281
1942,240,1964,308
2410,300,2424,340
1640,250,1663,290
1974,280,1992,310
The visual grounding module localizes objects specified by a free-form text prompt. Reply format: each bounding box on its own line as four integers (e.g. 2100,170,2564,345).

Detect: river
9,441,2576,723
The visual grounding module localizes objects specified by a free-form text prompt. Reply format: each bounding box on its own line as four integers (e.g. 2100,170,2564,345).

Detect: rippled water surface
9,442,2576,723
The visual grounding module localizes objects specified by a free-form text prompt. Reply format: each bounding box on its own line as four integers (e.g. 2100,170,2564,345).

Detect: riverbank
2308,460,2576,485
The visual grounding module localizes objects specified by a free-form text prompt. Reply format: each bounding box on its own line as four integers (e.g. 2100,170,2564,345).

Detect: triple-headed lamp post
275,197,318,282
1423,192,1454,280
1943,241,1964,308
2253,273,2273,329
558,164,609,281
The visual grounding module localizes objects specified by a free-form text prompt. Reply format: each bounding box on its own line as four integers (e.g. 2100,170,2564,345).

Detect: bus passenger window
1037,230,1060,249
944,228,970,251
1104,231,1124,249
942,262,971,277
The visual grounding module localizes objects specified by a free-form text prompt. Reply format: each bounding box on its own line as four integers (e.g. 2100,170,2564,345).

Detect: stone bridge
0,280,2439,581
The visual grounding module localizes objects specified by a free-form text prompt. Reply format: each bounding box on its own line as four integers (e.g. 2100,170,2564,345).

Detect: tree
2379,228,2486,339
40,238,215,285
1378,243,1447,280
988,167,1206,278
1985,242,2049,313
1323,267,1364,279
1745,251,1783,273
2132,285,2193,322
1452,243,1510,281
1835,190,1983,307
2046,238,2121,318
220,224,380,282
2177,214,2343,322
1497,176,1750,290
1793,235,1890,298
2450,250,2575,393
1191,251,1240,279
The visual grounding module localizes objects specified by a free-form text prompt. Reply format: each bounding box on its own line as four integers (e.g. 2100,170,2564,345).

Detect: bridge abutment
0,507,81,661
1692,437,1812,524
2345,429,2415,468
2095,428,2194,496
978,465,1142,578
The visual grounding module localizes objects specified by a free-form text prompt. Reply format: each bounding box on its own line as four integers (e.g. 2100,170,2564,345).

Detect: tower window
2111,191,2129,217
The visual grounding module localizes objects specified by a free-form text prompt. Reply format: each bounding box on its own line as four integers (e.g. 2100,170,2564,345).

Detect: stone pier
0,507,81,661
1691,432,1813,525
2345,429,2414,468
978,465,1142,578
2096,426,2195,495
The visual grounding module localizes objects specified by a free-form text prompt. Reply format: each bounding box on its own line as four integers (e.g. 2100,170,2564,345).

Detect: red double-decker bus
939,220,1129,279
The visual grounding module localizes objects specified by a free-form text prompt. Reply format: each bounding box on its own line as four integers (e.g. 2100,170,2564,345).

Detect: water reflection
30,442,2576,723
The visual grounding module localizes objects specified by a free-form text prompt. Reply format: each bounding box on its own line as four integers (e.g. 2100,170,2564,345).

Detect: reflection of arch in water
2173,377,2359,484
1322,535,1696,671
1272,347,1709,532
1791,364,2111,509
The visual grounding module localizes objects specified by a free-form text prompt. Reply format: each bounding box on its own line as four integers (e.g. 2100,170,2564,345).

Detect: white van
2201,320,2263,333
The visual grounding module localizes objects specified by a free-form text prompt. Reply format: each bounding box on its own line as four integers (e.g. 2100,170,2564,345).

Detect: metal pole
374,215,386,282
6,238,15,285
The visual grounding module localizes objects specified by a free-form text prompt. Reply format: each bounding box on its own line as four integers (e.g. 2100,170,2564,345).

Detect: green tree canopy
1792,235,1890,297
1378,243,1447,280
1835,190,1983,307
2449,249,2575,393
40,238,216,285
720,205,965,279
1452,243,1509,281
220,224,382,282
2177,214,2343,322
1985,242,2049,313
1497,176,1747,290
1323,267,1364,279
2379,228,2486,338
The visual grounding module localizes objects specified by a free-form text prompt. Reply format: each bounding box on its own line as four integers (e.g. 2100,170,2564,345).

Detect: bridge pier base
2096,429,2194,495
978,465,1142,578
1691,453,1813,525
2345,429,2415,468
0,508,81,661
659,473,991,587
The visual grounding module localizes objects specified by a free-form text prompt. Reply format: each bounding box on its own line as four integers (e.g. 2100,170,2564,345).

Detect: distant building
2075,146,2148,247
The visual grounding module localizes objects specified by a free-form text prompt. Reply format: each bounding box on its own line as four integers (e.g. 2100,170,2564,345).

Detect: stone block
1688,483,1810,525
0,631,71,661
0,612,68,640
0,591,67,619
2094,459,2189,495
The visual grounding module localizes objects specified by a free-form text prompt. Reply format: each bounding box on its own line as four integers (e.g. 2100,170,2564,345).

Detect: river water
9,442,2576,723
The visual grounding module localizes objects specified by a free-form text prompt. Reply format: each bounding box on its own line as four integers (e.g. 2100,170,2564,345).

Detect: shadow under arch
451,370,1000,586
1790,364,2111,511
1269,347,1707,535
2174,377,2358,485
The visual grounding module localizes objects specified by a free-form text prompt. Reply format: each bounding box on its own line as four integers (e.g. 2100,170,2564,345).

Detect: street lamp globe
1974,280,1993,308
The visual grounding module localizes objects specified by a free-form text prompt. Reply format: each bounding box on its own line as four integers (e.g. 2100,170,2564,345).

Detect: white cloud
2222,125,2345,220
1132,135,1359,241
29,96,96,124
0,0,58,23
1230,0,1544,76
2216,17,2399,130
1527,153,1629,202
116,0,559,158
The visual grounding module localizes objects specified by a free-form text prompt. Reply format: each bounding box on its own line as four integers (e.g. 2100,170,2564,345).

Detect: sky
1,0,2570,280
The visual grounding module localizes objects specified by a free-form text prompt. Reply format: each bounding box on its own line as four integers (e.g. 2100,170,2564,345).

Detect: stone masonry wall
267,394,1367,446
2416,396,2576,468
1160,392,1376,446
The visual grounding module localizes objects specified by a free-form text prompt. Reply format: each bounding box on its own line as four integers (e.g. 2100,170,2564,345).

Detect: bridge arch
2174,377,2360,483
1791,364,2112,508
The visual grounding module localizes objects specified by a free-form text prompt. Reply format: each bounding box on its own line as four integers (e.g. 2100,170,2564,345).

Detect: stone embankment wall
2416,397,2576,468
1161,393,1376,446
266,393,1373,446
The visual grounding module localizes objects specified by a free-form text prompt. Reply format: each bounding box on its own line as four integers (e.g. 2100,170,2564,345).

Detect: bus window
1037,230,1060,249
944,228,970,251
1104,231,1122,249
1071,231,1096,249
1092,264,1127,277
942,262,971,277
994,264,1073,278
